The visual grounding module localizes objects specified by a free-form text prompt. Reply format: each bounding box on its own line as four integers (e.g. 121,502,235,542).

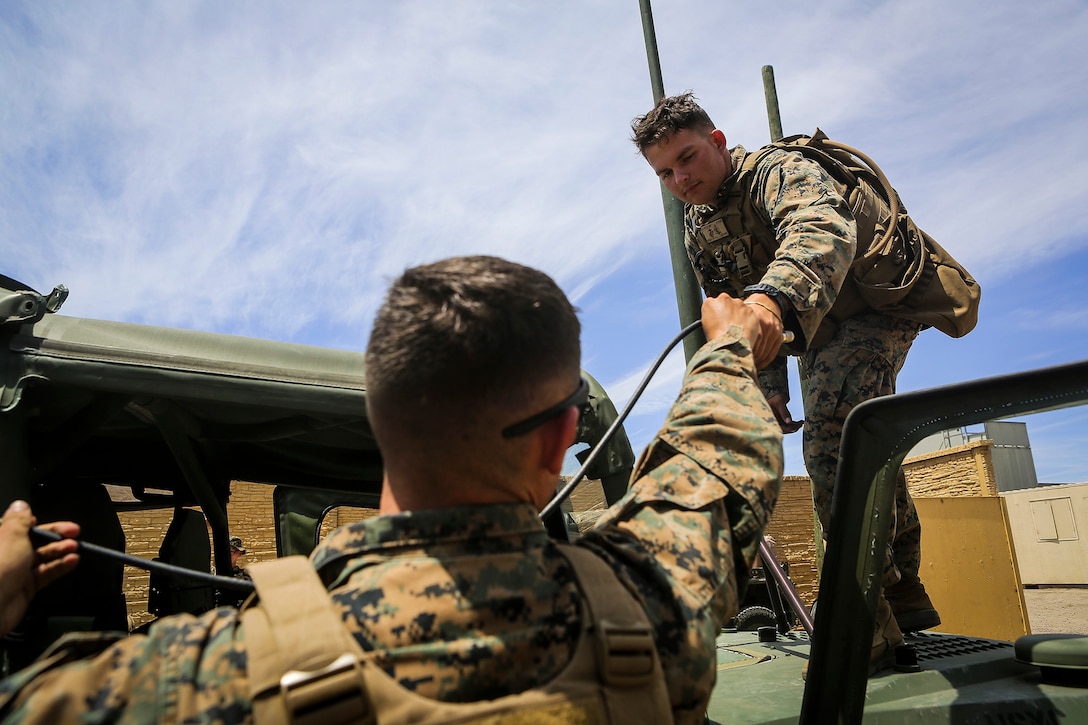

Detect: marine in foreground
0,255,780,724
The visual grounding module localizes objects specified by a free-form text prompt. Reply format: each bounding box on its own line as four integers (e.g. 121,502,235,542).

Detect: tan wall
115,505,177,628
904,440,997,497
1001,482,1088,586
764,476,819,607
119,481,283,627
224,480,279,566
319,504,380,538
913,497,1029,640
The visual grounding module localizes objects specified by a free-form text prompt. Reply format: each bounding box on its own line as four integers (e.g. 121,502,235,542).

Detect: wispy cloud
3,0,1087,478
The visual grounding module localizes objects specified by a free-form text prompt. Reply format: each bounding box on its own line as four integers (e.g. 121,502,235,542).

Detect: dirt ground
1022,587,1088,634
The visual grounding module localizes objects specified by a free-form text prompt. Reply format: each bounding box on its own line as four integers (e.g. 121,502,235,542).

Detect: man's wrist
743,284,790,316
744,297,781,322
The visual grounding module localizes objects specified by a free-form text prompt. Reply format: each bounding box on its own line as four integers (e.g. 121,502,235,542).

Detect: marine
632,92,945,673
0,255,781,724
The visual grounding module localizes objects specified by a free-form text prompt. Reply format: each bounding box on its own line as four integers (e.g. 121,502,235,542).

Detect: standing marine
632,92,948,674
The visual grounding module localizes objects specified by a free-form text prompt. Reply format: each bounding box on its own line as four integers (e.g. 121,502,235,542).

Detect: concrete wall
904,439,998,498
763,476,820,607
115,504,177,628
1002,482,1088,586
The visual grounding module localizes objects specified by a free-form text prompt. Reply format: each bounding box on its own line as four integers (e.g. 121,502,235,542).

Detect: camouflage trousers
798,312,922,589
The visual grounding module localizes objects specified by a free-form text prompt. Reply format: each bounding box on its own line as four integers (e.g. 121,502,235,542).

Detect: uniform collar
310,503,549,581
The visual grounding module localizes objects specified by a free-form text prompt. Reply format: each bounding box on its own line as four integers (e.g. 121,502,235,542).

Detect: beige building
1003,482,1088,586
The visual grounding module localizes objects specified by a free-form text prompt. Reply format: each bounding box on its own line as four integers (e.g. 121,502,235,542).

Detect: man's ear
540,405,580,476
710,128,727,149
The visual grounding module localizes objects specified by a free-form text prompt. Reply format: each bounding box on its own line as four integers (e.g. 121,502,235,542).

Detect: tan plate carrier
242,545,674,724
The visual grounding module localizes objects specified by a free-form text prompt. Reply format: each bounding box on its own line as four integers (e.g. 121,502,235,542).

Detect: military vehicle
2,5,1087,715
4,257,1088,723
0,272,634,672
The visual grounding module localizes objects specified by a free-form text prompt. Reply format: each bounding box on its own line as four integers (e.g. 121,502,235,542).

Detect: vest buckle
280,652,374,725
597,621,658,687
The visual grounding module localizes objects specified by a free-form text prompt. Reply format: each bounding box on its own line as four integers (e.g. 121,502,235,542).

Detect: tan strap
242,549,672,725
559,545,673,722
243,556,373,725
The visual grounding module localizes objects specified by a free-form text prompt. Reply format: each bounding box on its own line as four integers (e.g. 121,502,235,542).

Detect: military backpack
762,130,980,338
688,129,980,344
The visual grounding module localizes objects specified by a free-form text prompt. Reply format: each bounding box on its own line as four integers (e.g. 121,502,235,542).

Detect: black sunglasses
501,377,590,438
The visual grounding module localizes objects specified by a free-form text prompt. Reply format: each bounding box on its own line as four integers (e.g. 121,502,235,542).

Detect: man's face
643,127,732,206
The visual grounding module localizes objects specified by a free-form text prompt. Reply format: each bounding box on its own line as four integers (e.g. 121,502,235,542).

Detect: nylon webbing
559,545,672,722
243,556,371,725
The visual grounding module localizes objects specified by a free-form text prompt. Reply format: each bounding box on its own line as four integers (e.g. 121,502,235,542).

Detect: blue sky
3,1,1087,483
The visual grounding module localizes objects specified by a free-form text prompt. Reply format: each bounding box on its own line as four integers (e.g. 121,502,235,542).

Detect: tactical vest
686,129,980,349
241,546,674,725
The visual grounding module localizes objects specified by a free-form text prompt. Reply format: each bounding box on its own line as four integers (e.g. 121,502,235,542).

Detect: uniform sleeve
0,608,253,724
579,324,782,722
757,357,789,402
752,149,857,348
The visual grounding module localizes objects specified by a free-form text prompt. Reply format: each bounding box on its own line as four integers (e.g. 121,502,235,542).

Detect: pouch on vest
776,130,981,338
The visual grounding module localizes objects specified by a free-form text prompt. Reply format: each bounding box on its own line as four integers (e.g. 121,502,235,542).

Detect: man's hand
766,394,804,434
0,500,80,637
701,293,761,350
742,292,786,369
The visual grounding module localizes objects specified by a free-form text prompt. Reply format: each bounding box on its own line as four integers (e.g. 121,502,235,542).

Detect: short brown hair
365,256,581,439
630,92,715,153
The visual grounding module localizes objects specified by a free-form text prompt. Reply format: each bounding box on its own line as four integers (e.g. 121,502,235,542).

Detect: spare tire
735,605,777,631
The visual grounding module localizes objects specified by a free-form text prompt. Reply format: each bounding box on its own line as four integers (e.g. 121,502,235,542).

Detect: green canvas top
1,308,377,498
4,313,367,413
0,276,632,503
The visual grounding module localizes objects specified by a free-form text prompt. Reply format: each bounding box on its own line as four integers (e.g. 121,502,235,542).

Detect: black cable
539,320,703,520
30,525,255,594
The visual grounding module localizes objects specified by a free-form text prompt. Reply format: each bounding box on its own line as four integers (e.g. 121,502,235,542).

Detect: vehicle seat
148,507,215,617
5,481,129,671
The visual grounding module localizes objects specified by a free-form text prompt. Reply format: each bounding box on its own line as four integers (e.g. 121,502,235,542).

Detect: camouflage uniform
685,145,924,588
0,329,781,725
800,311,922,585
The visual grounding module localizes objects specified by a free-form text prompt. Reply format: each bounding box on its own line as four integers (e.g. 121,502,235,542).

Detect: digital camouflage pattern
683,144,922,588
0,328,781,725
685,146,857,351
798,311,923,586
0,609,251,723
